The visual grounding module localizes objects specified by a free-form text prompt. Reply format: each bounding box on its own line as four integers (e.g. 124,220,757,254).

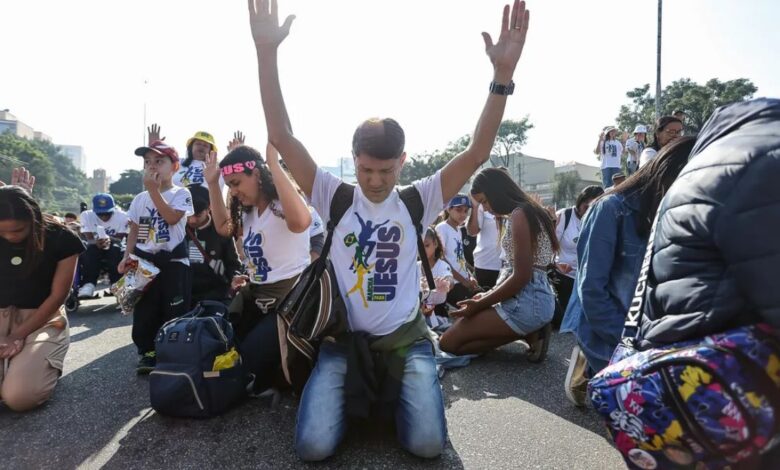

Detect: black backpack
276,183,434,393
149,301,247,418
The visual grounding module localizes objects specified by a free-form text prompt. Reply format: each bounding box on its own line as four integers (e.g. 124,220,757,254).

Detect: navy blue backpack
150,301,247,418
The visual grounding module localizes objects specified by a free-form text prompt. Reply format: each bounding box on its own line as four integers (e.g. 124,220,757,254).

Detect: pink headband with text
221,161,257,176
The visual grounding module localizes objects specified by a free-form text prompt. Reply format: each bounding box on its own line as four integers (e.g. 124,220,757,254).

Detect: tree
490,117,533,168
399,135,471,185
553,171,579,208
0,132,55,203
110,170,144,195
35,140,92,212
616,78,757,135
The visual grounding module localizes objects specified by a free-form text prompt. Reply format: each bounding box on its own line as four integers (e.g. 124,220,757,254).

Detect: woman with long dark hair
205,143,311,395
439,167,559,362
0,181,84,411
561,136,696,406
639,116,683,168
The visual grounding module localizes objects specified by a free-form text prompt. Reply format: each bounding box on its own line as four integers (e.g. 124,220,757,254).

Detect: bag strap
186,226,212,264
621,210,662,343
563,207,573,232
398,186,435,292
319,182,355,261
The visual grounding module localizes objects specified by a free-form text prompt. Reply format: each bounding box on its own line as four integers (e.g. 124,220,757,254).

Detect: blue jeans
295,340,447,461
601,167,621,188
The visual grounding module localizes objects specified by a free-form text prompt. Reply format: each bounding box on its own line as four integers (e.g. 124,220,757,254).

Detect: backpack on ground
276,184,434,393
150,301,247,418
588,213,780,469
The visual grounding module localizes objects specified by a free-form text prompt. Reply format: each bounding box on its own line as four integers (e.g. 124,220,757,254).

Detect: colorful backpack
588,215,780,469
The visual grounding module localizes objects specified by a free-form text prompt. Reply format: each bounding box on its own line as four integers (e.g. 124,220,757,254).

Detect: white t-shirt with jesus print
311,168,444,336
435,221,470,283
242,199,310,285
127,186,194,263
173,160,225,190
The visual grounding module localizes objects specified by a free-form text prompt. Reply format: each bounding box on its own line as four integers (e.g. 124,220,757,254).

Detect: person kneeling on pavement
78,193,129,298
0,175,84,411
186,185,241,305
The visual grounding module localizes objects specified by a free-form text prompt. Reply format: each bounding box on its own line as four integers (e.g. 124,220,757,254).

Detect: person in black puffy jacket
638,97,780,344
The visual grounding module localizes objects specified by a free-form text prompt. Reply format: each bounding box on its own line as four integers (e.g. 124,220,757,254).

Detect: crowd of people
1,0,778,467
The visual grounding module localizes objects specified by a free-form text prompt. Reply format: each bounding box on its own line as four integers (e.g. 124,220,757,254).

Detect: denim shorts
495,269,555,335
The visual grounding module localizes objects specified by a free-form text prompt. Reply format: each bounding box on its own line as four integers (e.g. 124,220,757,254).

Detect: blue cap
447,194,471,209
92,193,115,214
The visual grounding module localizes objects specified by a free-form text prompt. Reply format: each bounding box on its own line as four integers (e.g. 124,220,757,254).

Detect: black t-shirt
0,224,85,308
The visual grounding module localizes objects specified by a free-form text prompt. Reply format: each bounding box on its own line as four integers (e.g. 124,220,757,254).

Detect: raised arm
466,198,481,237
248,0,317,196
440,0,531,202
265,142,312,233
204,152,232,238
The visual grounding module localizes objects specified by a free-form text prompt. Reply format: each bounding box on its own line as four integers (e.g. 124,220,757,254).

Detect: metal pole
655,0,663,120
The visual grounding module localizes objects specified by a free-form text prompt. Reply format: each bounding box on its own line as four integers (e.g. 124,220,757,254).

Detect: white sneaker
78,283,96,299
564,344,589,407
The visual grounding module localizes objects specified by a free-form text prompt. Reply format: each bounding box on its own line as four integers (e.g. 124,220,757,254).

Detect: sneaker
564,345,589,407
136,351,156,375
78,283,96,299
525,323,552,363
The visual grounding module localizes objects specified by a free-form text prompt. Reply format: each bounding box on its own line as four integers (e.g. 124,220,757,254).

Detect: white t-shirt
80,209,130,237
173,160,225,190
311,168,444,336
639,147,657,168
625,138,645,164
600,139,623,169
419,258,452,307
436,221,470,283
309,206,324,238
127,186,194,263
554,207,582,279
242,199,310,285
472,207,502,271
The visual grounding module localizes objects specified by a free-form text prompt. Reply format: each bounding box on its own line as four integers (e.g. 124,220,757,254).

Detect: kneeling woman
205,144,311,394
0,186,84,411
440,168,558,362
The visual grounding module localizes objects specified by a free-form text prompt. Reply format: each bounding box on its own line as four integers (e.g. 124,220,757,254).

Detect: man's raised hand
248,0,296,50
482,0,530,77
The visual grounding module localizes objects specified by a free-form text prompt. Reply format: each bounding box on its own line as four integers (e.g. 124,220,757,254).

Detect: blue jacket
561,190,647,371
638,98,780,345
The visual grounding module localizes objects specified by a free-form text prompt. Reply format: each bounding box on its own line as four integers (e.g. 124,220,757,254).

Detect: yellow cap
186,131,217,152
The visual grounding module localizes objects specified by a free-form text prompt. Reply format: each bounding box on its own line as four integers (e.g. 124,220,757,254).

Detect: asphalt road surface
1,295,626,469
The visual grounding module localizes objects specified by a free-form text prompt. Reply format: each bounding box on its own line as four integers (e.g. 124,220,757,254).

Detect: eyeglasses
664,128,684,136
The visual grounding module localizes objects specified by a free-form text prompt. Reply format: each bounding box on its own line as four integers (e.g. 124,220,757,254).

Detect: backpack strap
563,207,574,232
398,186,435,292
621,210,661,345
319,183,355,260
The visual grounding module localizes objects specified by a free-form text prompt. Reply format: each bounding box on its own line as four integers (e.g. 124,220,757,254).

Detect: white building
60,145,87,173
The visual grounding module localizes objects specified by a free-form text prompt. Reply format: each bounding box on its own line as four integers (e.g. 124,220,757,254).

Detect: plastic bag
111,255,159,315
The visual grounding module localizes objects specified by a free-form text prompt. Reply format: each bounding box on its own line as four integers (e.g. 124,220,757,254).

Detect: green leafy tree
112,194,135,210
34,140,92,212
0,132,55,203
399,135,471,185
490,117,533,168
616,78,757,135
553,171,579,208
109,170,144,196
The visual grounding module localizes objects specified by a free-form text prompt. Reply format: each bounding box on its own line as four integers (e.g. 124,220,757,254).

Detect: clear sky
2,0,778,180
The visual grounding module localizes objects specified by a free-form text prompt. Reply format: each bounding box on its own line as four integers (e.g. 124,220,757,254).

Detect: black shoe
137,351,156,375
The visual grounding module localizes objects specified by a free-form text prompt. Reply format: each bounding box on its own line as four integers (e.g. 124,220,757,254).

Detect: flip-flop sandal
526,323,552,363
